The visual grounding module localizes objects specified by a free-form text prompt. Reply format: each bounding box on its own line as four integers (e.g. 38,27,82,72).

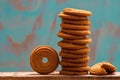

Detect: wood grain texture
0,72,120,80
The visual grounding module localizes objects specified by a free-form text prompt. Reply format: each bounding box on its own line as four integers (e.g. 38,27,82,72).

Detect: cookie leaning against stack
57,8,92,75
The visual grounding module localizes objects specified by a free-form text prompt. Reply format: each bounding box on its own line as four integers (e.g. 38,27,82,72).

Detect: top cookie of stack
57,8,92,75
59,8,91,20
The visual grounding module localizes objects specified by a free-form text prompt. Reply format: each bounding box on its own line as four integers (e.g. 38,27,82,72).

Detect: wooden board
0,72,120,80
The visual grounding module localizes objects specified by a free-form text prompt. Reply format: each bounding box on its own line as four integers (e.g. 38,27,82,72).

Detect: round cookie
60,61,88,67
61,47,90,55
90,62,116,75
57,31,87,39
63,8,92,16
60,70,88,75
62,66,89,72
62,57,90,63
102,62,116,73
30,46,59,74
62,19,90,25
63,38,92,44
60,23,90,30
89,62,107,75
61,29,91,36
59,51,88,59
58,12,87,20
58,41,86,49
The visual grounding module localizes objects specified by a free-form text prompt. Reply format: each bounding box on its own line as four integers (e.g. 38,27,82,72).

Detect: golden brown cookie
57,31,87,39
58,41,86,49
89,62,107,75
30,46,59,74
60,23,90,30
63,8,92,16
60,70,88,75
60,61,88,67
90,62,116,75
62,19,90,25
61,47,90,55
63,38,92,44
58,12,87,20
102,62,116,74
62,57,90,63
61,29,91,36
59,52,88,59
62,66,89,72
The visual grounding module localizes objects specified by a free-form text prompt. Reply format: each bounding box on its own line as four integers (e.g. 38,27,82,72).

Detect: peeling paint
0,22,3,30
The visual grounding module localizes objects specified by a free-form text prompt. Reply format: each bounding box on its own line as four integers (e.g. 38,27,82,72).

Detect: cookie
58,41,86,49
102,62,116,73
62,57,90,63
61,47,90,55
60,23,90,30
58,12,87,20
63,38,92,44
59,51,88,59
57,31,87,39
89,62,107,75
90,62,116,75
30,46,59,74
61,29,91,36
62,19,90,25
60,60,88,67
60,70,88,75
63,8,92,16
62,66,89,72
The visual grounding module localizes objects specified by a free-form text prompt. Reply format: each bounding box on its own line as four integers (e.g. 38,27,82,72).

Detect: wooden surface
0,72,120,80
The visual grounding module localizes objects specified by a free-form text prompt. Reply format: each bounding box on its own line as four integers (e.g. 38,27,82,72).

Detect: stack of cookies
57,8,92,75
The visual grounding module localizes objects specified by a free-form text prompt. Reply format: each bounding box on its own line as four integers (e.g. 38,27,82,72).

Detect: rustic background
0,0,120,71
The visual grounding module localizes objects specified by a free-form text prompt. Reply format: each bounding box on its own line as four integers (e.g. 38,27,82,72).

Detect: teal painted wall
0,0,120,71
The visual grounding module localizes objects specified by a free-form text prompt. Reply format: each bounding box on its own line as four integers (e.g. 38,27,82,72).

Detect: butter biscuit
89,62,107,75
58,41,86,49
61,29,91,36
60,61,88,67
102,62,116,74
61,47,90,55
63,38,92,44
62,66,89,72
60,23,90,30
58,12,87,20
59,52,88,59
30,46,59,74
63,8,92,16
62,57,90,63
62,19,90,25
57,31,87,39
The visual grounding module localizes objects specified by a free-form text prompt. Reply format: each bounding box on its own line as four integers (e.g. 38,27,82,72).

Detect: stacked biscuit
57,8,92,75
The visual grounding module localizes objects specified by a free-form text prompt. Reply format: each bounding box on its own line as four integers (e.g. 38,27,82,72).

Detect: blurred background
0,0,120,71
